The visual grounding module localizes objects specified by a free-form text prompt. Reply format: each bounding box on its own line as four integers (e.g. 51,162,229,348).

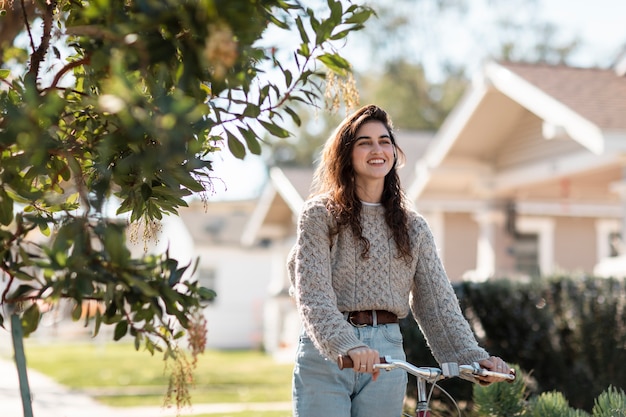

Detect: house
174,199,275,350
408,60,626,281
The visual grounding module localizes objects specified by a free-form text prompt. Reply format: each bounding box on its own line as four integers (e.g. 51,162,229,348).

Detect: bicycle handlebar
337,355,516,382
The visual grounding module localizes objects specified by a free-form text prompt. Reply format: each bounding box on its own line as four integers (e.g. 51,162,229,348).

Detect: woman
287,104,510,417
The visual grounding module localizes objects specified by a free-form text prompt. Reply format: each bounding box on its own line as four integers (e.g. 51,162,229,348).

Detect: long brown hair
310,104,413,262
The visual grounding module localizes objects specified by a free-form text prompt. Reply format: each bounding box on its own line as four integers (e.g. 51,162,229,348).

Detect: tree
0,0,373,412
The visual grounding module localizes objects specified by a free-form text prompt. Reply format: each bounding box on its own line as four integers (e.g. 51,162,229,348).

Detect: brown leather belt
345,310,398,327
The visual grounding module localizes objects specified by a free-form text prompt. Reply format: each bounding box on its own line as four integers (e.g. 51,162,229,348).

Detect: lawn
16,340,294,415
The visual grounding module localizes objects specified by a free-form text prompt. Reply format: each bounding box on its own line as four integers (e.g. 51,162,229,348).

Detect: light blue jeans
292,323,408,417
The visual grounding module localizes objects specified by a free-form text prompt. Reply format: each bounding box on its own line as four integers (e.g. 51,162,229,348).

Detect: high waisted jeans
292,323,407,417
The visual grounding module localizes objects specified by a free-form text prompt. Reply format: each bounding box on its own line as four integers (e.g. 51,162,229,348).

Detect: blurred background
3,1,626,416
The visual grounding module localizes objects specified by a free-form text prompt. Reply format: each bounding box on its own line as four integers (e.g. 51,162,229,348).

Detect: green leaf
283,69,293,88
113,319,128,341
140,183,152,201
284,106,302,126
317,53,351,76
9,284,36,299
345,8,375,25
242,104,261,118
267,13,290,30
297,43,310,58
0,69,9,79
21,303,41,336
330,28,353,41
259,120,291,138
226,131,246,159
0,188,13,226
103,225,129,265
238,126,262,155
295,16,309,44
198,286,216,302
71,302,83,321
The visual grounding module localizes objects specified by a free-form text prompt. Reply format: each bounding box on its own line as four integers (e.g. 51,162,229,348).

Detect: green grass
15,340,294,411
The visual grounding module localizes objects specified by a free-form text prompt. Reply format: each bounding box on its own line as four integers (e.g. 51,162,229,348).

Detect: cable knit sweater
287,195,489,364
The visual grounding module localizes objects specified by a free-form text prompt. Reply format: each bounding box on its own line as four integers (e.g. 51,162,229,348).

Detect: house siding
442,213,478,281
495,111,585,170
554,216,597,273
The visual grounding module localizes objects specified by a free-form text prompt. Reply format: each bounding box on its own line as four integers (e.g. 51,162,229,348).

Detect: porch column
469,209,505,281
609,173,626,251
611,181,626,246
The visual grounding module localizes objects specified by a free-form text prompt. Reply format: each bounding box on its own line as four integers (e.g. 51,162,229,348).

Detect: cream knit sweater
287,195,489,364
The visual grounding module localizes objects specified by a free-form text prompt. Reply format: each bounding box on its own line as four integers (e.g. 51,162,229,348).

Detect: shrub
592,385,626,417
400,275,626,412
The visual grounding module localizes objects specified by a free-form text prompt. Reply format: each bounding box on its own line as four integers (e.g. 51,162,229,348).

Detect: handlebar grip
337,355,387,370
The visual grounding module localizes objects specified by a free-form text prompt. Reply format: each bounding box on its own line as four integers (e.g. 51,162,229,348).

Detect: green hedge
401,275,626,412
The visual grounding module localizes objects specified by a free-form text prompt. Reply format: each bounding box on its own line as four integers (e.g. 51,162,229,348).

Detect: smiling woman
287,104,511,417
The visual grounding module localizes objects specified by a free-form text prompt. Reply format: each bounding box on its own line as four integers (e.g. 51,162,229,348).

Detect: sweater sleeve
409,215,490,365
287,199,368,360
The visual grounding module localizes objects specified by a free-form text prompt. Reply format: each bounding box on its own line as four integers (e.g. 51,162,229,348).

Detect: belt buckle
348,312,368,328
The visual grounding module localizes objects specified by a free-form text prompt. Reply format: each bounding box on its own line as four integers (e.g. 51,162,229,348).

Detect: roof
409,60,626,200
178,199,257,246
498,61,626,130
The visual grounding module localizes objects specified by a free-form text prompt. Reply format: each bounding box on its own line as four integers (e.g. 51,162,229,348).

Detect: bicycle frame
376,358,443,417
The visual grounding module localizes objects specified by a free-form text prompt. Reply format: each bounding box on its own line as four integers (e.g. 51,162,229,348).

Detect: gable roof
178,199,257,246
408,60,626,200
497,62,626,131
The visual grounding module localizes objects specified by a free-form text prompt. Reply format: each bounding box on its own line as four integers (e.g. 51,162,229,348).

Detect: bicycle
337,355,516,417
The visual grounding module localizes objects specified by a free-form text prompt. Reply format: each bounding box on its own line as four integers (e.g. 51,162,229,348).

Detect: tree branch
26,0,56,85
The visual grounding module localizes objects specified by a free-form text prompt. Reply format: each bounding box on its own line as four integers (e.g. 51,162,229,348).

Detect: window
516,217,554,276
512,233,540,277
609,231,623,257
596,219,622,260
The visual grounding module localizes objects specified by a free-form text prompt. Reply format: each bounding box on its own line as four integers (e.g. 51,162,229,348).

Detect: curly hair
310,104,413,262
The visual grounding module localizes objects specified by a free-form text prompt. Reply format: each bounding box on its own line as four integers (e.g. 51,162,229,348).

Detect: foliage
401,275,626,413
0,0,373,409
473,364,527,417
592,386,626,417
528,391,590,417
458,275,626,411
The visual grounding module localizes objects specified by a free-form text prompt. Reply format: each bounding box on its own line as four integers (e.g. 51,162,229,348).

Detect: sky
207,0,626,201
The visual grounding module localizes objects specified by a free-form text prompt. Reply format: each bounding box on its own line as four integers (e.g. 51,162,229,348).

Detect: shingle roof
499,61,626,130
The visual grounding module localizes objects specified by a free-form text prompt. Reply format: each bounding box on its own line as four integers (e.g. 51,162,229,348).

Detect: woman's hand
477,356,514,384
347,346,381,381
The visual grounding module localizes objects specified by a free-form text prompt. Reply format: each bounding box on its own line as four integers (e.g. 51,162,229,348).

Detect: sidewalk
1,357,291,417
